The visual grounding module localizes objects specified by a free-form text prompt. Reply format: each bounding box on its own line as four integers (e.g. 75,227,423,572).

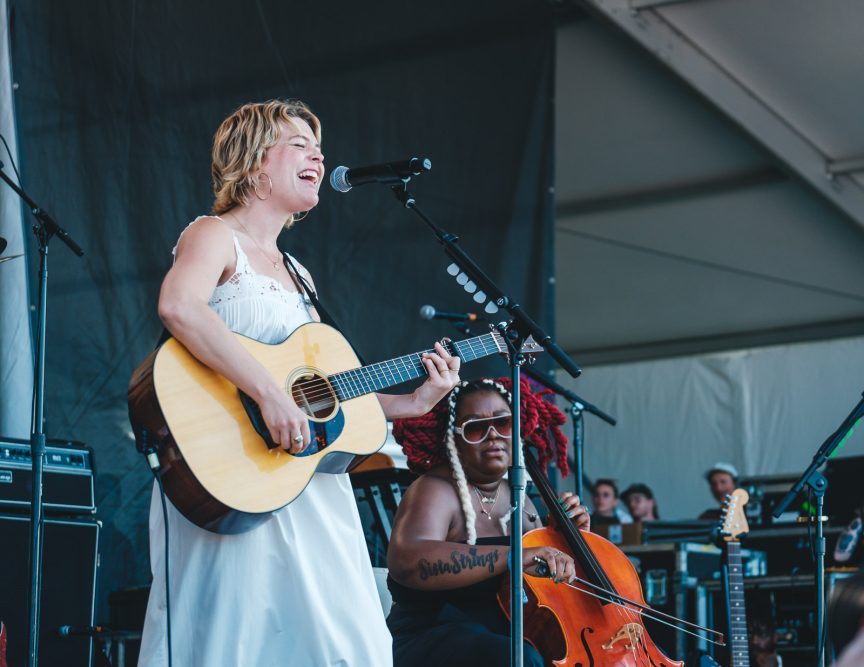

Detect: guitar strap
282,254,339,333
281,253,367,365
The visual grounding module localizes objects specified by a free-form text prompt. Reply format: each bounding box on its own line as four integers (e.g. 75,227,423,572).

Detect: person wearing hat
621,483,659,522
698,462,739,520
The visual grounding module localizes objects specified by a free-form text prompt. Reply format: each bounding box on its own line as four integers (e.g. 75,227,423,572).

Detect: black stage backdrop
9,1,556,618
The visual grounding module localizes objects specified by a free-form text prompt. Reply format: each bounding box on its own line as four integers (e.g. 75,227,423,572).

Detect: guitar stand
387,178,582,667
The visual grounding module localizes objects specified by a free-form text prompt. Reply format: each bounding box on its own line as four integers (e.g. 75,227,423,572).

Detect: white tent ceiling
555,0,864,366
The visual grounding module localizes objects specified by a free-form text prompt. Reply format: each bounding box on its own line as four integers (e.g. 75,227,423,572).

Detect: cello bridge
602,623,644,651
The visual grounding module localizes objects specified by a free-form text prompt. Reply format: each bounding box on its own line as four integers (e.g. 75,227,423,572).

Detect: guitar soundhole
289,369,338,421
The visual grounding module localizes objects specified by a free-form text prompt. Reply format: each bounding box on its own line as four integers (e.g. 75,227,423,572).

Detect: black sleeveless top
387,536,510,609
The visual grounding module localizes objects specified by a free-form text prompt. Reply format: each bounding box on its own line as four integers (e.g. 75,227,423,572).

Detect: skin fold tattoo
417,548,501,581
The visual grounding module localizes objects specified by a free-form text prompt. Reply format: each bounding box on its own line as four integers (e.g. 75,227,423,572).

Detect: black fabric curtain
9,0,556,617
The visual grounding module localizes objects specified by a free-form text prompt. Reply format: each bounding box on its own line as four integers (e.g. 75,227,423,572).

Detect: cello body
497,448,685,666
500,526,684,666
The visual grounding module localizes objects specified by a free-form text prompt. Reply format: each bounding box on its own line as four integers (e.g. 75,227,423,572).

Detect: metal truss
578,0,864,229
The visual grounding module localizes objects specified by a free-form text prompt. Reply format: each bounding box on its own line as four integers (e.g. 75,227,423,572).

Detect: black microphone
0,235,6,254
419,305,480,322
330,157,431,192
58,624,109,637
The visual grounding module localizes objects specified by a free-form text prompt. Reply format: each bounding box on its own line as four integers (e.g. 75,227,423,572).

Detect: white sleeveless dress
137,218,392,667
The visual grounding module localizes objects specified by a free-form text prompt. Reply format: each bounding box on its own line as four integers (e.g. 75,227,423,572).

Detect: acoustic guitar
128,322,541,534
718,488,751,667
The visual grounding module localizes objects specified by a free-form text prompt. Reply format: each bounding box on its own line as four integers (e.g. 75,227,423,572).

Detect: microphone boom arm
387,180,581,667
391,184,581,379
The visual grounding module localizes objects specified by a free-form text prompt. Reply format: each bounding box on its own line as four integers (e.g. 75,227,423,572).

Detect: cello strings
559,576,726,643
561,511,648,661
533,454,651,664
525,444,650,663
560,582,727,647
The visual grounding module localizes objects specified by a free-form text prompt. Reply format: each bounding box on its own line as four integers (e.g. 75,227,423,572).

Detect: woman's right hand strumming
256,384,311,454
523,545,577,584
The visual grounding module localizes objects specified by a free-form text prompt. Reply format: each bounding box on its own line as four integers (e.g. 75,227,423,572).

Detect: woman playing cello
386,377,590,666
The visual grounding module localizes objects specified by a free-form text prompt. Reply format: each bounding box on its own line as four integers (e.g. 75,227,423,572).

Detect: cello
499,447,724,666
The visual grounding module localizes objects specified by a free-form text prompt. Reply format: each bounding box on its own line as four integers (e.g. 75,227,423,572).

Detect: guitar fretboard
328,333,504,400
726,541,750,667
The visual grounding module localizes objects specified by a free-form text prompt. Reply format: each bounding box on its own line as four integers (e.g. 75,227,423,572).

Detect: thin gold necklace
473,484,501,520
228,211,281,271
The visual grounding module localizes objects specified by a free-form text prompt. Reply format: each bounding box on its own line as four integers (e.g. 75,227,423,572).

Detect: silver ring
292,434,303,444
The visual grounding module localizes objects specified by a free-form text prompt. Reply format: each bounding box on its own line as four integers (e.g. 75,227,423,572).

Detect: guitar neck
725,541,750,667
328,332,503,400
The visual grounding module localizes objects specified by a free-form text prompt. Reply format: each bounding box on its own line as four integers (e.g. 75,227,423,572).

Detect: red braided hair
392,376,570,476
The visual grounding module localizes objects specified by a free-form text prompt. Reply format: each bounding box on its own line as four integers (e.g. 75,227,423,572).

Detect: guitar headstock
490,329,545,359
719,488,750,542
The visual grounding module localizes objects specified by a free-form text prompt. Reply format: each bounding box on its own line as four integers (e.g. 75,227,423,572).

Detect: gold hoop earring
293,210,309,223
254,172,272,201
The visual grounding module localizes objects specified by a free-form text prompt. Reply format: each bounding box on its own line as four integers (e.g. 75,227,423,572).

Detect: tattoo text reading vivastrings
417,548,500,581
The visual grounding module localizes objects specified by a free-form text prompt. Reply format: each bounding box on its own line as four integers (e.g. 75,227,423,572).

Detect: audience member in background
828,571,864,667
621,483,659,522
591,479,630,525
698,462,739,521
747,610,781,667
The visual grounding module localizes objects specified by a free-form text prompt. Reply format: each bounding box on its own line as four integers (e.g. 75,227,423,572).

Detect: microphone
330,157,431,192
0,235,6,254
419,305,479,322
58,624,109,638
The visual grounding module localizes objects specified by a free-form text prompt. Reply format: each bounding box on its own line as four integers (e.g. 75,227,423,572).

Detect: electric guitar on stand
718,489,751,667
128,321,542,534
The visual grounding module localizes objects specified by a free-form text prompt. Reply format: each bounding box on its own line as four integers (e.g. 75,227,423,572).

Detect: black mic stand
520,367,616,501
773,391,864,667
0,161,84,667
390,180,581,667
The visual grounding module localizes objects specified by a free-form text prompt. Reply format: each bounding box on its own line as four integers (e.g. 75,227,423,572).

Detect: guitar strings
282,333,508,405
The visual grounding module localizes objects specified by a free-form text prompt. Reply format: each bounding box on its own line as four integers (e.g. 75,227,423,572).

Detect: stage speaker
0,514,99,667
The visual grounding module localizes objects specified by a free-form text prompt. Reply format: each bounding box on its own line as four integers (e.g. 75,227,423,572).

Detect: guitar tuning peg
456,272,468,286
484,301,499,314
473,290,486,303
447,263,460,276
464,280,477,293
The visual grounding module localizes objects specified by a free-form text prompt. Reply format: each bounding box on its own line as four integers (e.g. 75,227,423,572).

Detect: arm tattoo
417,548,500,581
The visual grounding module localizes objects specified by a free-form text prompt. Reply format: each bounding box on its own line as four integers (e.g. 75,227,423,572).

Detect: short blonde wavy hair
210,99,321,220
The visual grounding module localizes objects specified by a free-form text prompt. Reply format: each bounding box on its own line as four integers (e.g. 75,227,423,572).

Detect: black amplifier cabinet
0,513,100,667
0,437,95,515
